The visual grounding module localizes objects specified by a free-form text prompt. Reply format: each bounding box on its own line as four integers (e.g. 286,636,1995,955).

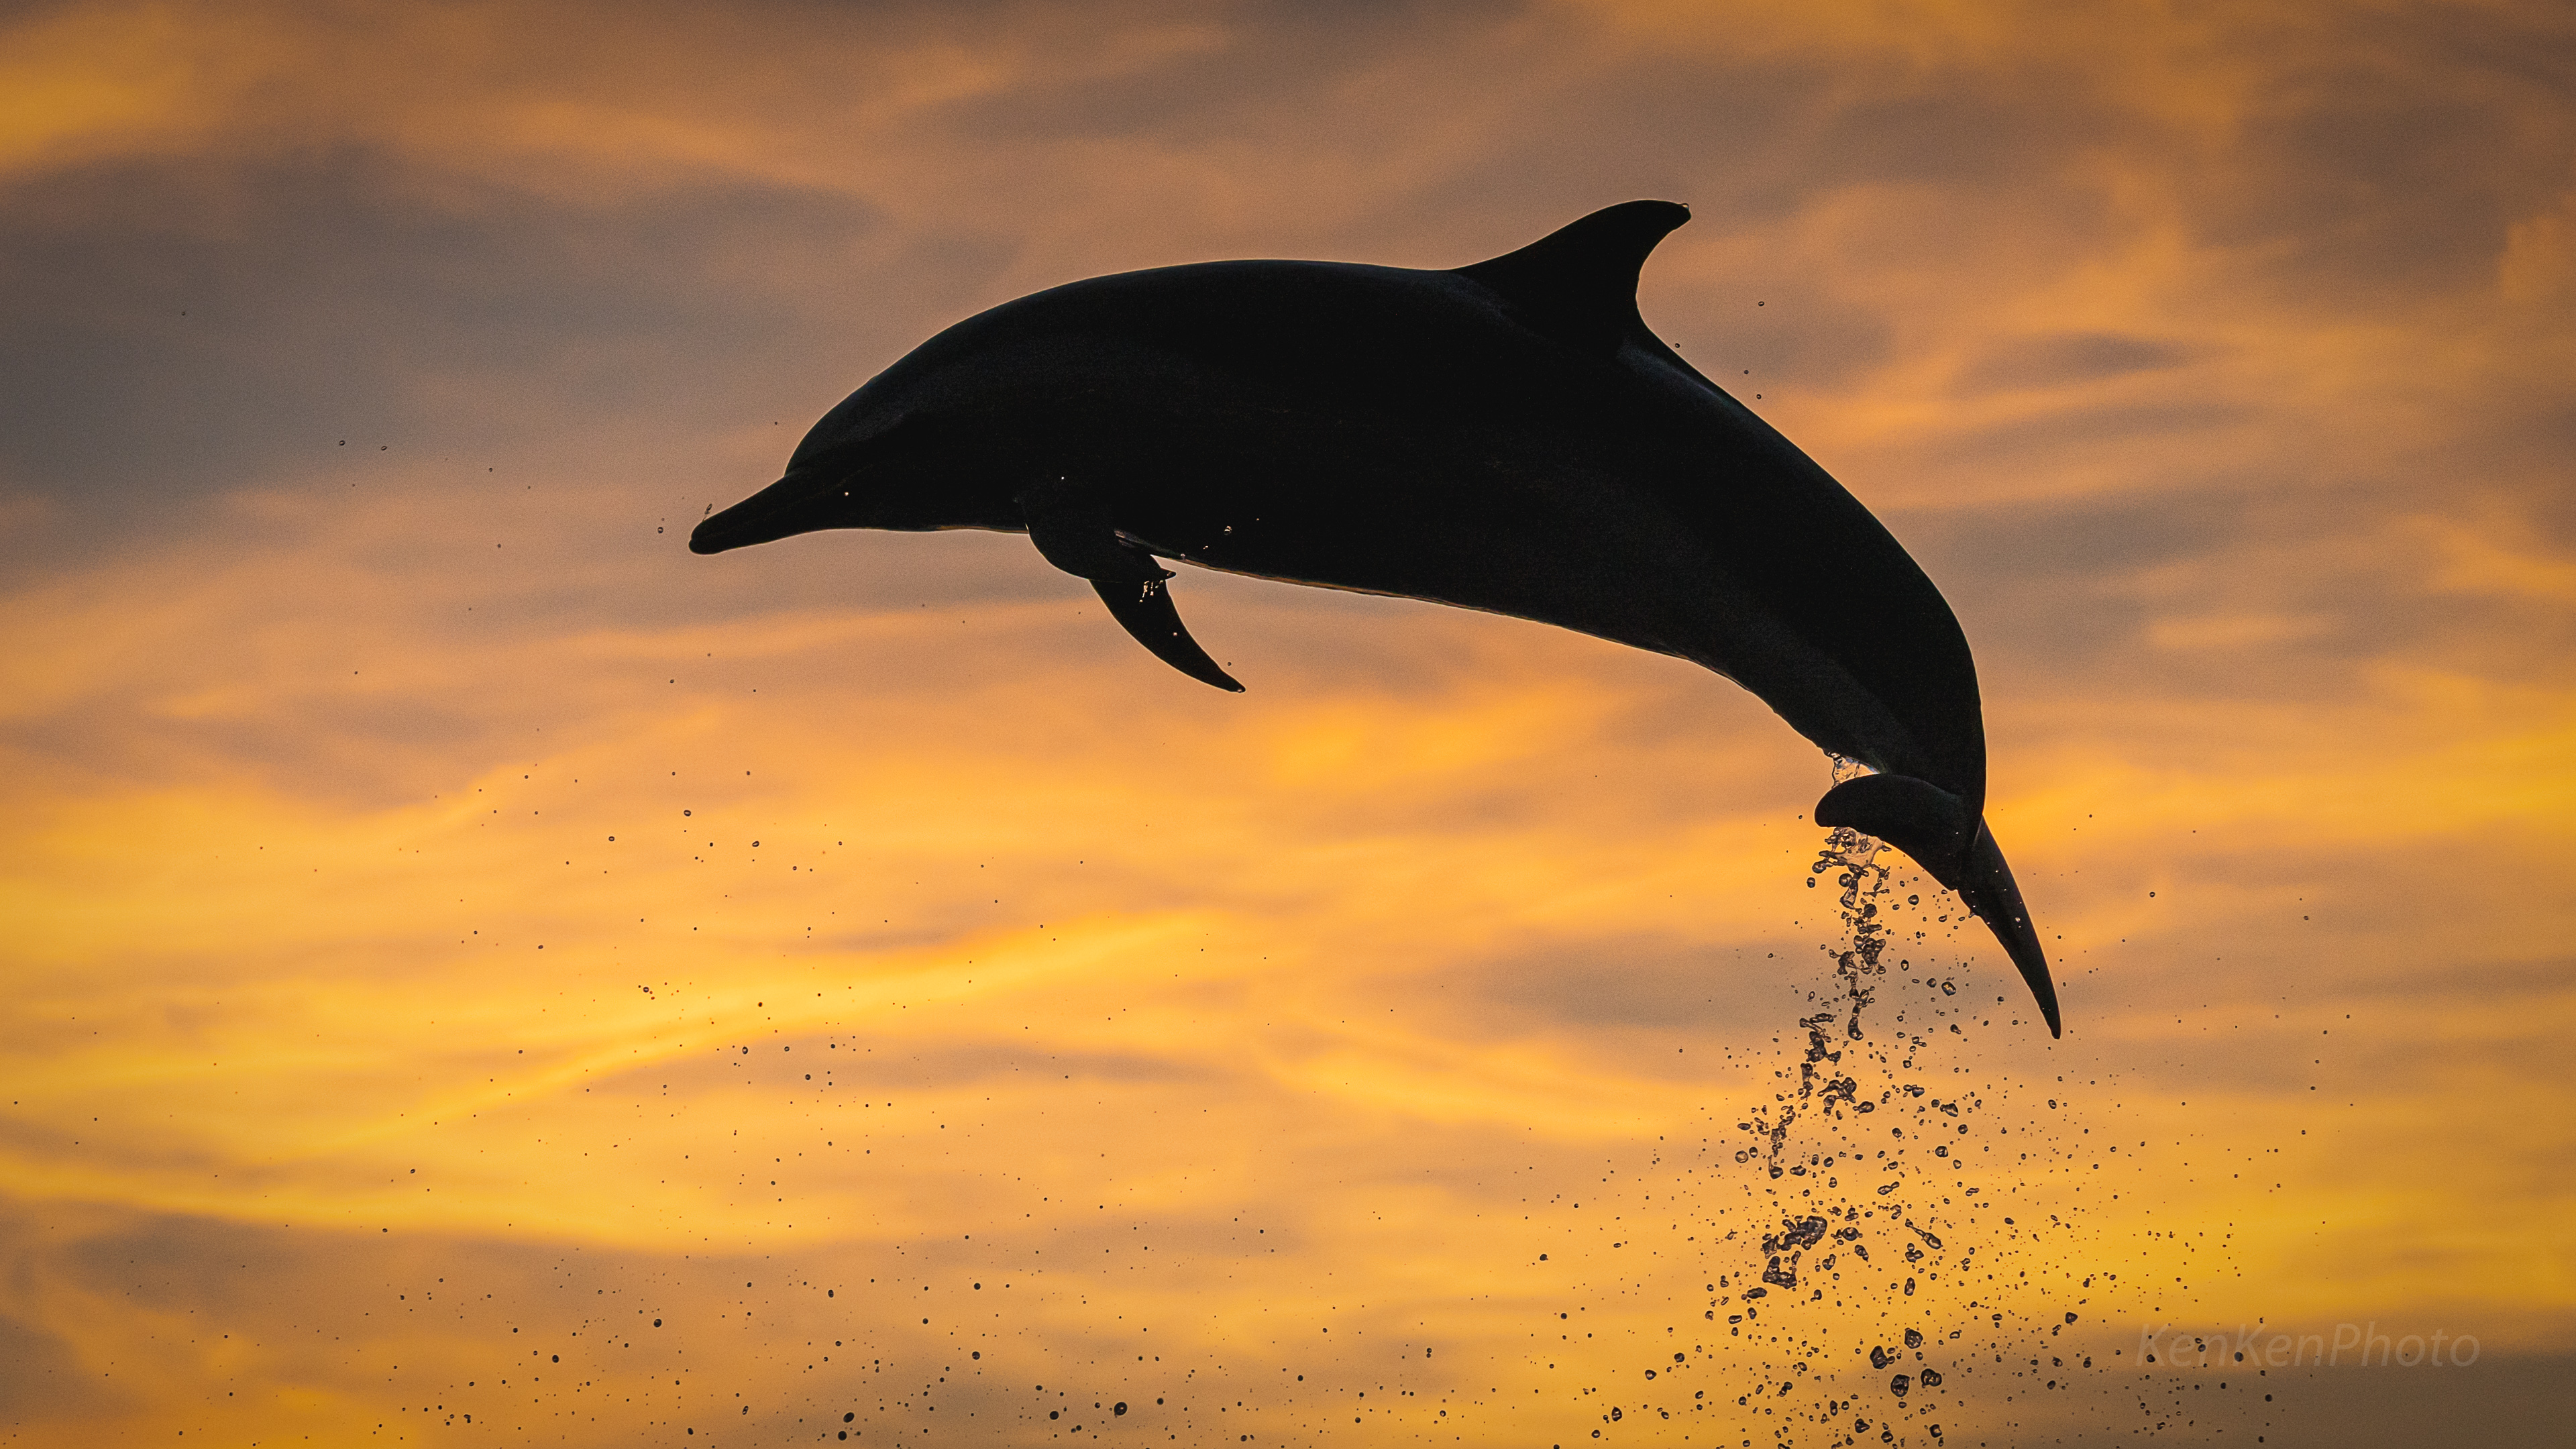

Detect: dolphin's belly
1081,379,1960,792
1100,405,1666,626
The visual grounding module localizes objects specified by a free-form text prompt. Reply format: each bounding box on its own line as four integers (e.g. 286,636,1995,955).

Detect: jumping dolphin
691,201,2063,1036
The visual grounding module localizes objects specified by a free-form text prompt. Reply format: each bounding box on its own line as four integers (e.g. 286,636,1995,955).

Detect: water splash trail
1742,757,1898,1189
1698,758,2112,1447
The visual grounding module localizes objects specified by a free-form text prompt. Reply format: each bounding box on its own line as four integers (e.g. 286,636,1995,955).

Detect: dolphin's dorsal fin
1455,200,1689,352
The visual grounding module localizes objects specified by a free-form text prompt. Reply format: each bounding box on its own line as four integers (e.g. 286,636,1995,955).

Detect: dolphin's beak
1953,823,2062,1038
689,473,829,555
695,411,930,554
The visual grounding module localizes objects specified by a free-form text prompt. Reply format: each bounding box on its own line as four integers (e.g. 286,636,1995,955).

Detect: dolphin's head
690,378,1015,555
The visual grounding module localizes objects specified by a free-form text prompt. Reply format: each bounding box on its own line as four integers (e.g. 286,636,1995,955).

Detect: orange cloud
5,1,2573,1442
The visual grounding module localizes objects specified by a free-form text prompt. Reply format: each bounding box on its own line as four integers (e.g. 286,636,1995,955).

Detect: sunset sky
3,1,2571,1444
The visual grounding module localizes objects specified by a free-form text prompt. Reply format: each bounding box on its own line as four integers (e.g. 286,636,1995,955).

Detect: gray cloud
0,154,916,524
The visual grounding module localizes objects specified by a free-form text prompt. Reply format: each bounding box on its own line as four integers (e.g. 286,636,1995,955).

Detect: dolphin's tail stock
1814,771,2063,1037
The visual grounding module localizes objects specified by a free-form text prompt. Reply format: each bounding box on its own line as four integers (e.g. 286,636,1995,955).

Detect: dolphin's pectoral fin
1016,476,1243,692
1814,773,1975,891
1955,825,2063,1039
1018,476,1171,584
1455,199,1690,354
1092,577,1244,693
1816,773,2061,1036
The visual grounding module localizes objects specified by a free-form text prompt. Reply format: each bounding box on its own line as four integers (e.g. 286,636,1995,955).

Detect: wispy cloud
4,0,2572,1442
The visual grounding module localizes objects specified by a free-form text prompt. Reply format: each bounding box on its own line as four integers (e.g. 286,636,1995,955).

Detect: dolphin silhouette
692,201,2062,1036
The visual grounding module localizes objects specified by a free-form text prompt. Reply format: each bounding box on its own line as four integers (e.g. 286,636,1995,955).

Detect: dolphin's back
907,258,1982,804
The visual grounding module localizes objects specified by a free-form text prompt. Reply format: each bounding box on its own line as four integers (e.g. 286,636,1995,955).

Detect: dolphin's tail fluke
1954,824,2062,1038
1815,772,2062,1036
